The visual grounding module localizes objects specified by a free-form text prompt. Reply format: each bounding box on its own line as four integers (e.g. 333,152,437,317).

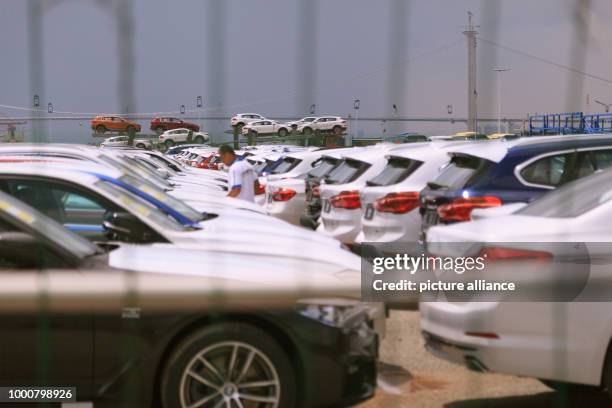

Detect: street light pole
493,68,511,134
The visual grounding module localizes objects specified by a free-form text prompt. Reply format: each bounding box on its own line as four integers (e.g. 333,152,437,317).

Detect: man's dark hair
218,144,235,155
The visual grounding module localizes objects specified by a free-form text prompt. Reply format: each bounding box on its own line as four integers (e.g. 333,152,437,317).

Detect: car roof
0,162,121,182
341,143,396,163
446,134,612,163
386,140,476,161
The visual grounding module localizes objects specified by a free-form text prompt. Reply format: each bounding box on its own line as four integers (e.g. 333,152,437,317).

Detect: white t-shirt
228,159,257,202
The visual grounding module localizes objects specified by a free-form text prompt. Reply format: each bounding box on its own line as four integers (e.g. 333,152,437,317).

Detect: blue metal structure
529,112,612,135
529,112,584,135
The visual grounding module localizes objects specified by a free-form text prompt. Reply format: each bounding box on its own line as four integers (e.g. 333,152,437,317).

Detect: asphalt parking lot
359,311,612,408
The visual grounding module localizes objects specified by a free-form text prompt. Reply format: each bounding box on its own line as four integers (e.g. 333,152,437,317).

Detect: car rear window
518,169,612,218
367,156,423,186
429,154,494,190
307,157,339,178
324,158,370,185
272,157,301,174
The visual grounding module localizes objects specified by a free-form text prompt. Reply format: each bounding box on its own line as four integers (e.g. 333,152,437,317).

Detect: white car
297,116,347,135
317,144,395,244
158,128,210,148
355,142,469,244
286,116,317,130
100,136,152,149
0,163,346,253
421,168,612,397
242,120,291,137
230,113,266,130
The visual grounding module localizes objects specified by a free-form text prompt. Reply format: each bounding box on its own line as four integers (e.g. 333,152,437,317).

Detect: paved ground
358,310,612,408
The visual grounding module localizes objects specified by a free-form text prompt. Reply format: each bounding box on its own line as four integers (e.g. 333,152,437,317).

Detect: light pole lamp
180,104,186,115
493,68,511,134
47,102,53,114
33,95,40,107
309,104,316,115
196,96,203,108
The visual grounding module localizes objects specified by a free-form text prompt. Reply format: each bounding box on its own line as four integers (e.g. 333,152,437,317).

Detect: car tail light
478,247,552,263
256,183,266,195
375,192,420,214
312,186,320,198
330,190,361,210
437,196,502,222
272,188,296,202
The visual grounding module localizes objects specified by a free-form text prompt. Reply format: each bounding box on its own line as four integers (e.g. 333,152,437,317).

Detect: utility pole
464,12,479,132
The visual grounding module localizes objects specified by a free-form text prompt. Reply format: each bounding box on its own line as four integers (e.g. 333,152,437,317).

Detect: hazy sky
2,0,612,138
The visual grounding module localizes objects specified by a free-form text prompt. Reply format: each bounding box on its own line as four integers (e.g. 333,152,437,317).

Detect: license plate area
323,199,331,213
364,203,375,220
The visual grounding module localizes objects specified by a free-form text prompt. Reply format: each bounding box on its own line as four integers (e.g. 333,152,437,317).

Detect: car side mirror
156,168,171,179
103,211,153,243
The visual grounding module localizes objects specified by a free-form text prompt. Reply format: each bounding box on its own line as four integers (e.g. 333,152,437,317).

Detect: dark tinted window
519,169,612,218
430,154,494,189
308,157,339,178
272,157,301,174
520,153,571,187
325,159,370,185
367,157,423,186
592,149,612,170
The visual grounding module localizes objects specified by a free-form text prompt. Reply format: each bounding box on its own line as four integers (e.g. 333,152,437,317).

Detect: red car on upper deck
150,117,200,134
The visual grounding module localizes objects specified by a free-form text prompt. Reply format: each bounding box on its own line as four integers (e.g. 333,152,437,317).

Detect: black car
0,190,378,407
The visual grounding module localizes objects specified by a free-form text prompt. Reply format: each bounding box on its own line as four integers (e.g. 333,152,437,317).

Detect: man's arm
228,185,241,197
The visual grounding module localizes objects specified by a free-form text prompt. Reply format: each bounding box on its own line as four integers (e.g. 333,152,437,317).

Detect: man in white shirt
218,145,259,202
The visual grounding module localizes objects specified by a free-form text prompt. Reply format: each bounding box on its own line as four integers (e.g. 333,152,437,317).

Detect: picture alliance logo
371,253,487,275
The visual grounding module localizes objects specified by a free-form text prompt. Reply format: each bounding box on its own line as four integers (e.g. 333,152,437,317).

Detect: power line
479,36,612,85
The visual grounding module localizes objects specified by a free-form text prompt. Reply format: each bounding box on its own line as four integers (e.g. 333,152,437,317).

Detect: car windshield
308,157,338,178
518,169,612,218
325,158,370,184
429,154,494,189
119,175,205,223
272,157,301,174
0,191,99,259
367,157,423,186
95,180,188,232
261,158,282,175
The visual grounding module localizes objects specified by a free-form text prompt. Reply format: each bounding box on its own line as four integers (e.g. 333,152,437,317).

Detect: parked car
263,150,326,223
421,167,612,400
91,116,141,134
242,120,291,137
165,144,207,156
300,148,358,230
286,116,317,130
230,113,266,131
297,116,347,135
355,142,466,245
0,188,379,407
317,145,395,244
158,128,210,147
419,135,612,240
100,135,152,149
150,117,200,133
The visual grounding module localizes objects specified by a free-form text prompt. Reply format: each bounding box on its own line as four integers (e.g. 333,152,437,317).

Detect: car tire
333,125,342,135
165,139,175,148
96,125,106,134
278,128,288,137
160,322,296,408
135,143,145,149
235,123,245,132
194,135,205,144
155,126,165,134
302,127,313,136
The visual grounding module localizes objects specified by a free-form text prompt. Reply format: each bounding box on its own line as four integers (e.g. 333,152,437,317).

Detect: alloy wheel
179,341,281,408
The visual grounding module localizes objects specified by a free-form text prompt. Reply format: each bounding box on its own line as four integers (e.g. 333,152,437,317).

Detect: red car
150,117,200,134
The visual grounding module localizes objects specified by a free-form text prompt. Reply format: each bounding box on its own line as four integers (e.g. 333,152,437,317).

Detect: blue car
419,134,612,237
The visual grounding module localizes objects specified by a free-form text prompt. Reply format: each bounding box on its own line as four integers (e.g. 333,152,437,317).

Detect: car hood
109,243,361,287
